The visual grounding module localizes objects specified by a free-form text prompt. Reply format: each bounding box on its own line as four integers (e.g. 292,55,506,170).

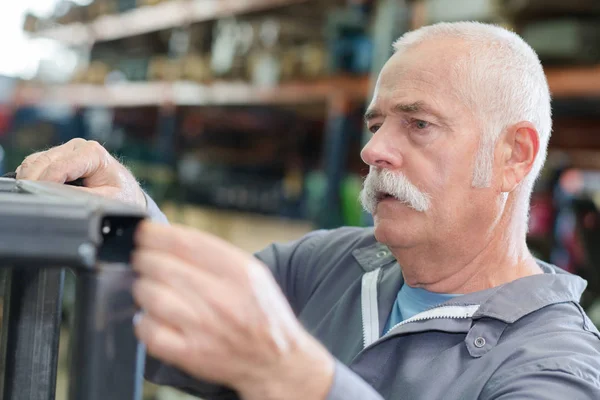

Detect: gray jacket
145,202,600,400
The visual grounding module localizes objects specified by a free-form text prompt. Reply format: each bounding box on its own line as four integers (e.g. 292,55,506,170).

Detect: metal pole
68,262,143,400
0,268,65,400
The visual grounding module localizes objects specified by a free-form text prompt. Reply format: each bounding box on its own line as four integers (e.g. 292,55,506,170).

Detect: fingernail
133,310,145,326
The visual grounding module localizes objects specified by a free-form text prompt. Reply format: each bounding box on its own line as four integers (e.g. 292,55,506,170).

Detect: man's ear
499,121,540,193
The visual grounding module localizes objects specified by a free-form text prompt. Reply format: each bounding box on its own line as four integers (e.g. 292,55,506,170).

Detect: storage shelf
545,65,600,98
32,0,310,45
13,64,600,108
13,77,369,108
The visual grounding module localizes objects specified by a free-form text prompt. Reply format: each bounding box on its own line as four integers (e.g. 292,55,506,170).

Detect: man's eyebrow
393,101,444,120
364,108,382,122
364,101,449,125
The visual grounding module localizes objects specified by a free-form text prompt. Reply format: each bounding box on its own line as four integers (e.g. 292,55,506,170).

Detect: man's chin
372,203,425,244
373,219,420,248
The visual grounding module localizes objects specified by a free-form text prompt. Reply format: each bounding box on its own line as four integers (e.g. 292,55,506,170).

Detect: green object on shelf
341,174,364,226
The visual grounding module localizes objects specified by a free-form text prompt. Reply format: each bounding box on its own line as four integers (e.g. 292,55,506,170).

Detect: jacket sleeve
327,361,384,400
144,192,169,224
482,367,600,399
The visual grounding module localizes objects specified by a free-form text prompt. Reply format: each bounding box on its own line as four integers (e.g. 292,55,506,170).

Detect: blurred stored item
86,0,117,20
424,0,499,23
118,0,138,13
341,173,364,226
550,168,600,308
56,2,86,25
148,56,181,81
501,0,600,20
22,13,39,33
180,54,212,82
140,0,169,6
118,57,151,81
0,77,17,106
277,48,300,82
304,170,327,222
299,43,328,79
0,106,12,139
520,19,600,65
247,19,283,85
175,105,318,218
326,3,373,75
87,61,111,84
211,18,255,81
178,159,306,218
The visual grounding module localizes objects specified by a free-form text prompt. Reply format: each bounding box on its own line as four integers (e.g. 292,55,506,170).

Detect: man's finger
132,278,201,329
134,221,249,276
16,138,89,181
132,249,214,291
38,141,111,184
131,249,224,327
17,150,59,180
134,313,187,365
15,151,42,177
132,249,229,333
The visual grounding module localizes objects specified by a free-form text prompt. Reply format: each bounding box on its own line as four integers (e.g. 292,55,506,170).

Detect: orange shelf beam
13,76,370,108
546,65,600,98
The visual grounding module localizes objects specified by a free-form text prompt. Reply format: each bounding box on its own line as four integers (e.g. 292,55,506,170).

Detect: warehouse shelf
13,65,600,108
32,0,310,46
13,76,369,108
14,64,600,108
545,65,600,98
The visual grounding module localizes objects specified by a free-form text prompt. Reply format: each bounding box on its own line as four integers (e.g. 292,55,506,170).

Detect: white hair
393,22,552,200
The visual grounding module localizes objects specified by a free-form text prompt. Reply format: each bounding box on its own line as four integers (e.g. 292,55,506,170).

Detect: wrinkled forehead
372,39,472,111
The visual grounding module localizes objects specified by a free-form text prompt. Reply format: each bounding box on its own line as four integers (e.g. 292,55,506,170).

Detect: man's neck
390,219,543,295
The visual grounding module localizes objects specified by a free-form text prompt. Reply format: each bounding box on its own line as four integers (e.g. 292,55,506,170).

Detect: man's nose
360,129,402,170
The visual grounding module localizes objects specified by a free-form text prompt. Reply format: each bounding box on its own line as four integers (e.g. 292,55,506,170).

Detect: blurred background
1,0,600,399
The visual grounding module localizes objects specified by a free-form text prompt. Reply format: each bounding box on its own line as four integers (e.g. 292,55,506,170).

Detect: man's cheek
431,159,456,192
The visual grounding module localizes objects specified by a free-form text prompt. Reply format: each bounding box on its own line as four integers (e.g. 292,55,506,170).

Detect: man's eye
369,124,381,133
413,120,430,130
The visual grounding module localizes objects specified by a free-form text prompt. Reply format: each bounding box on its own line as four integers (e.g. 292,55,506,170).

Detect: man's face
361,39,503,250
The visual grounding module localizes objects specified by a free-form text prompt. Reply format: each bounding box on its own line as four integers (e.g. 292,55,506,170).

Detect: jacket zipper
383,304,481,337
354,303,481,360
361,268,382,348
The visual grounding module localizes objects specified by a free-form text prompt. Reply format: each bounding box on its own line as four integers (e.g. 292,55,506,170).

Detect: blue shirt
384,284,461,335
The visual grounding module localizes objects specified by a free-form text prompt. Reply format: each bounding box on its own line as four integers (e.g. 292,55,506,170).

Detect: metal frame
0,178,146,400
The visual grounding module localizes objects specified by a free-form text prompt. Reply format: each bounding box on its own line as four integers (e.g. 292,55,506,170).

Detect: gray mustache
359,169,431,213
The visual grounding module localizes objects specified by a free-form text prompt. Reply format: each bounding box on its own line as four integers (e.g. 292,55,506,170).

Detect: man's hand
16,138,146,209
132,221,335,400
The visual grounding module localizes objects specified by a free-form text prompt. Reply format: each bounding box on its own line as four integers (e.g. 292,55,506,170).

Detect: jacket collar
470,261,587,323
352,242,588,325
352,240,396,271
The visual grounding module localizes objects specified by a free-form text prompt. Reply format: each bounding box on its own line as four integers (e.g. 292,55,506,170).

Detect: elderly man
15,22,600,399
